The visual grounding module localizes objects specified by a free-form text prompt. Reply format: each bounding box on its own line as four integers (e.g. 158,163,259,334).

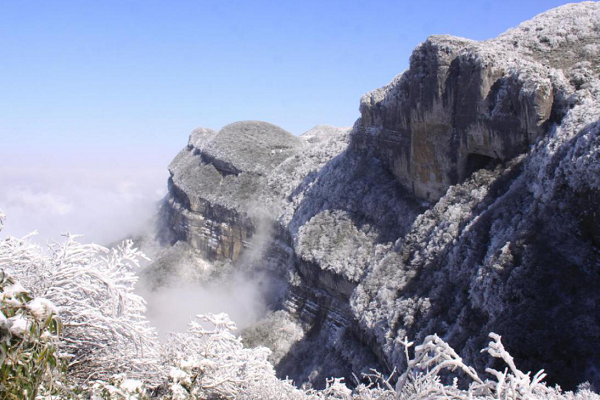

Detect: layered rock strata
162,121,303,262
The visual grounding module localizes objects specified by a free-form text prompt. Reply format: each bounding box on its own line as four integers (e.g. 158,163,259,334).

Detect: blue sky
0,0,586,170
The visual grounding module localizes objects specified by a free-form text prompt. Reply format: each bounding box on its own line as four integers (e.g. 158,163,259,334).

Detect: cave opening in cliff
465,153,499,177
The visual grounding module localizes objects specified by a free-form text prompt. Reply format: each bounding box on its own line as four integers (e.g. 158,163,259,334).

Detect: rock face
356,34,554,201
162,121,303,261
356,2,600,202
160,3,600,391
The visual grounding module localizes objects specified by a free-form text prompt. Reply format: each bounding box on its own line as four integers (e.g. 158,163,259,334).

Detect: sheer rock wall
355,35,556,201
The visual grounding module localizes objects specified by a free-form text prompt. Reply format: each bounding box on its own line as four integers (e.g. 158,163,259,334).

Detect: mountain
157,2,600,390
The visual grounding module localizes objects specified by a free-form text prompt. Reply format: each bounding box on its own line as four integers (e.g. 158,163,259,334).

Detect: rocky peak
354,2,600,201
200,121,303,177
163,121,304,261
158,2,600,391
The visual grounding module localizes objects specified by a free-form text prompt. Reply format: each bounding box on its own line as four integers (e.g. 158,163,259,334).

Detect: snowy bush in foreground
163,313,307,399
396,333,558,399
392,332,599,400
156,316,600,399
0,216,163,385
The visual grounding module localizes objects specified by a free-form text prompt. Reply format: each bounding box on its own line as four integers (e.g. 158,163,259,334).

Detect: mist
0,162,274,336
137,268,273,339
0,165,167,245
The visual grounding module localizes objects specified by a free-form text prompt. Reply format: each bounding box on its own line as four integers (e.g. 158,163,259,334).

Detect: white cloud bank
0,165,168,245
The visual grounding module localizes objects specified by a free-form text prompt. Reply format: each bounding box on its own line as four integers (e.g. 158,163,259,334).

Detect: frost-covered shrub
86,375,149,400
0,218,163,385
395,333,599,400
162,313,307,400
158,314,600,399
0,270,65,399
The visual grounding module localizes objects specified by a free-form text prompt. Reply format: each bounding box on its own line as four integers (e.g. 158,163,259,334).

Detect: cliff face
355,35,555,201
159,2,600,391
162,121,303,262
349,2,600,388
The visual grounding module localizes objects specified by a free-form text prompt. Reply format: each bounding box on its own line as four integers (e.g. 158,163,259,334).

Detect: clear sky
0,0,588,170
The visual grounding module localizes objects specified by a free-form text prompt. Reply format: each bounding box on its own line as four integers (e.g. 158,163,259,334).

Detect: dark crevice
197,151,242,177
465,153,500,178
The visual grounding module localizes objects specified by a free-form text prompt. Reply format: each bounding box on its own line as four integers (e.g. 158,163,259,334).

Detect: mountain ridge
156,2,600,390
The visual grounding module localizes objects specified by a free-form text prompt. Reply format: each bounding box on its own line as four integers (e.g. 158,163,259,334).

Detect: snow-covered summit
201,121,303,176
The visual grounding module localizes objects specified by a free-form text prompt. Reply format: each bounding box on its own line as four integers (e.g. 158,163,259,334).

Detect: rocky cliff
161,121,303,262
159,2,600,391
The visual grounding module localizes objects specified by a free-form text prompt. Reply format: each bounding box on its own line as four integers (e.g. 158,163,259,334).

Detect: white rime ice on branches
164,313,308,399
394,333,574,399
0,224,163,384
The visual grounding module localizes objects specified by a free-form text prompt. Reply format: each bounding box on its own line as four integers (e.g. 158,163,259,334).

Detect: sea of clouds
0,165,167,245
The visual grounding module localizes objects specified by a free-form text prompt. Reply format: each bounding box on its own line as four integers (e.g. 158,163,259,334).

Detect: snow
1,282,26,298
8,314,30,336
119,379,144,393
27,297,58,321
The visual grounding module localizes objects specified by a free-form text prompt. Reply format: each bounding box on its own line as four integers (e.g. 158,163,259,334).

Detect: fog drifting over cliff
137,269,273,339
